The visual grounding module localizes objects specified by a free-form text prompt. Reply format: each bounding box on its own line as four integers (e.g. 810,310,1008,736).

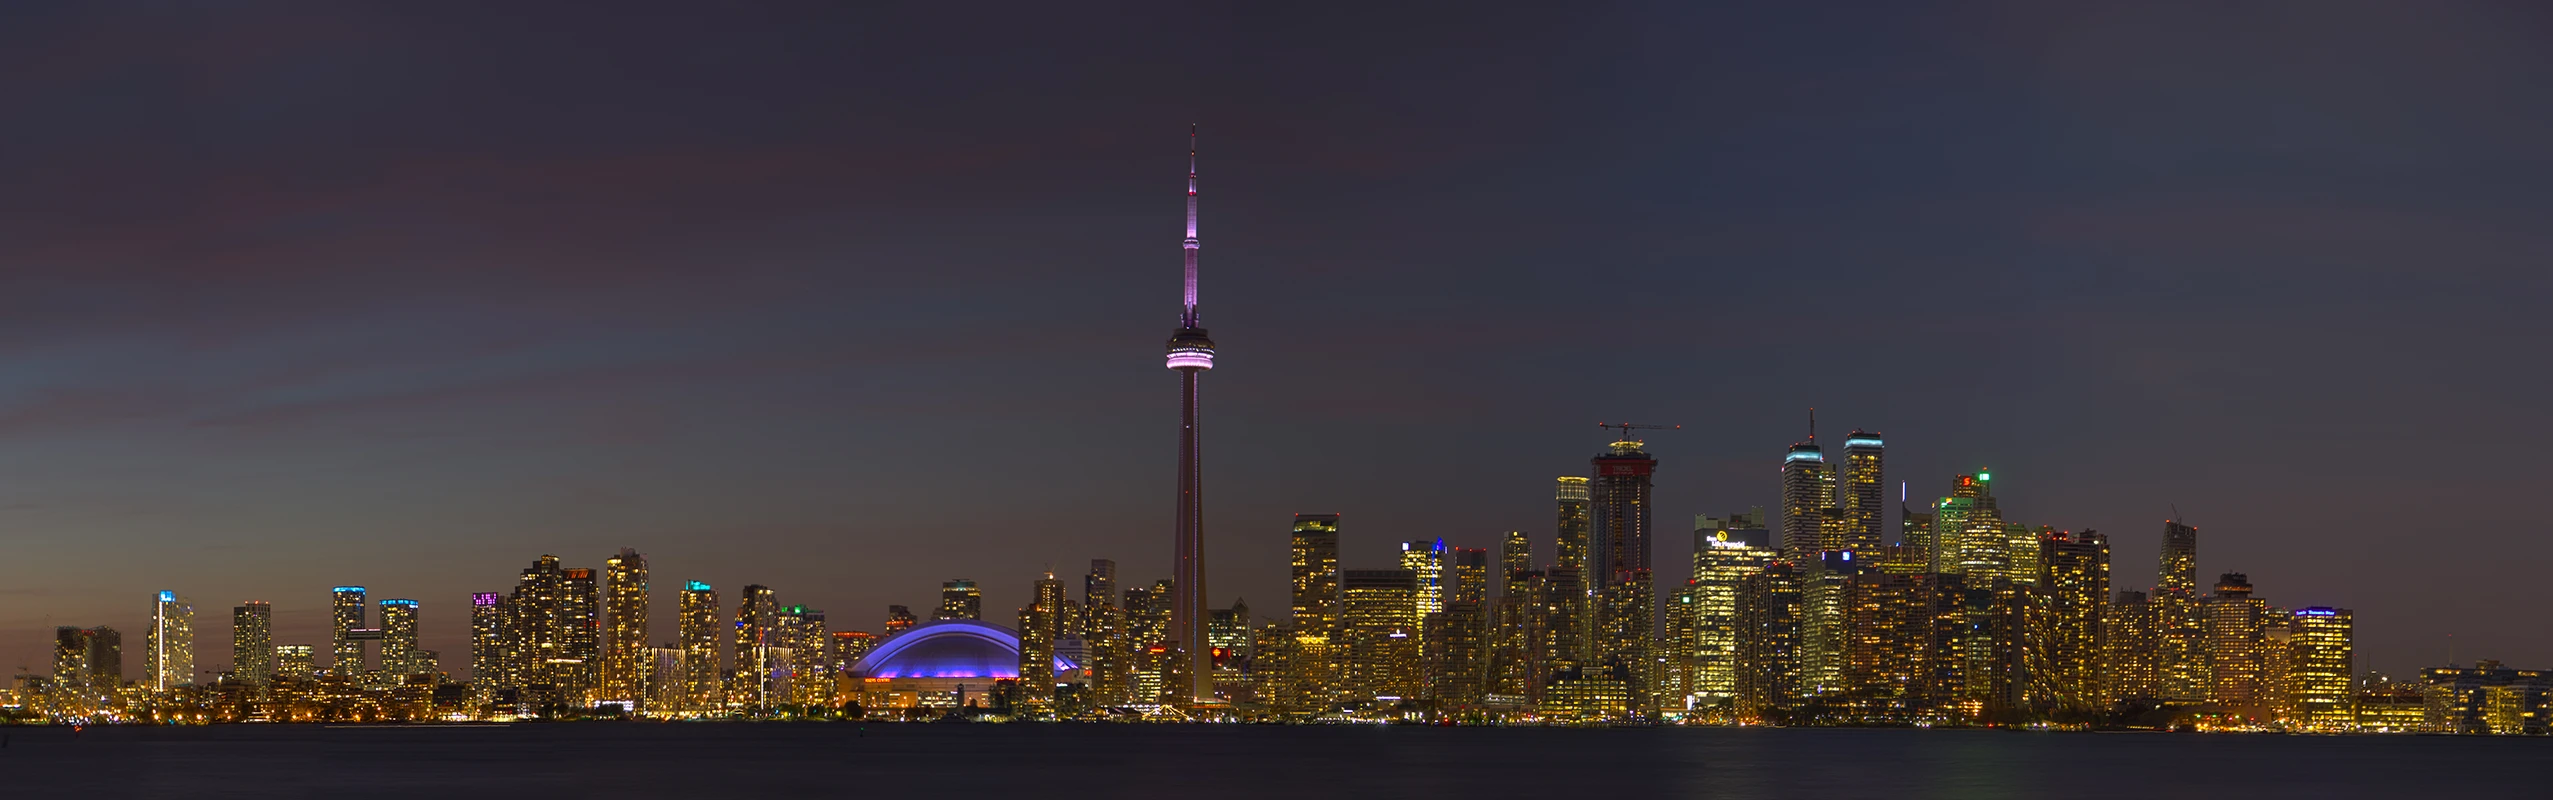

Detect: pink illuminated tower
1163,125,1217,706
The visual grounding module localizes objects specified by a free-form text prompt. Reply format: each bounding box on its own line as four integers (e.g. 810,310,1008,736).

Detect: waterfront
1,724,2544,799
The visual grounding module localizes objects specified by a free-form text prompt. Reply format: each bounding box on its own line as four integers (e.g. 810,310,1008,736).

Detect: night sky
3,2,2547,680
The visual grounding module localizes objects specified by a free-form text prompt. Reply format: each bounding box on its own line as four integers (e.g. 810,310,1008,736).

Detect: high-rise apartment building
2156,520,2205,703
1689,514,1775,706
1734,560,1801,721
1500,531,1530,587
732,584,779,709
1082,560,1129,708
2291,607,2354,730
645,647,687,714
509,557,565,693
1843,570,1933,708
678,581,720,712
938,579,981,621
2205,572,2267,714
1448,547,1490,606
1839,430,1885,552
275,644,315,681
885,605,917,634
560,567,602,704
2027,530,2109,714
1555,477,1591,571
2101,590,2162,704
146,591,195,692
469,593,506,699
1590,437,1659,713
378,599,421,680
1018,573,1067,712
777,606,828,706
331,586,368,678
1944,472,2005,579
602,548,650,707
232,601,274,687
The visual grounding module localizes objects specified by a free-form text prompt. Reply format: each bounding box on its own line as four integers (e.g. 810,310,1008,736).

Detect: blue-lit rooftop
850,619,1075,680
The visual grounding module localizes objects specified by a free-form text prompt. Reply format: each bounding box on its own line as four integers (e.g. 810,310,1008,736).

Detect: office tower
1734,561,1801,720
885,605,917,634
1161,126,1218,707
2291,608,2354,730
276,644,316,680
732,584,778,709
559,567,601,704
143,591,195,692
470,593,506,699
2205,573,2267,714
2026,530,2109,714
1082,560,1130,707
1928,471,2004,578
602,548,649,707
1901,506,1936,568
1798,551,1860,697
232,601,274,687
1780,437,1825,558
1543,565,1586,671
1124,579,1172,705
1690,514,1776,706
2005,524,2044,587
1289,514,1342,710
1554,477,1591,570
937,579,981,621
777,606,828,706
1400,539,1448,623
1207,599,1253,702
1839,430,1885,551
1424,598,1489,715
1590,434,1659,714
2102,590,2163,705
1500,531,1530,586
1340,569,1420,706
678,582,720,712
331,586,368,678
2156,520,2205,703
1844,570,1934,712
509,556,566,693
646,647,687,714
1449,547,1490,605
379,599,421,680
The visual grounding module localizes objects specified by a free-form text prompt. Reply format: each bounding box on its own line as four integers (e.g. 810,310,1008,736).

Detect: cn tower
1163,125,1217,706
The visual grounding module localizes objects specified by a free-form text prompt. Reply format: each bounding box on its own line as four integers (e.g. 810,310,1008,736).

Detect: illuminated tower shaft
1164,125,1218,705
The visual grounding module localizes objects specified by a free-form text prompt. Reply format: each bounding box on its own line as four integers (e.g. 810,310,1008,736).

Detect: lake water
1,723,2543,798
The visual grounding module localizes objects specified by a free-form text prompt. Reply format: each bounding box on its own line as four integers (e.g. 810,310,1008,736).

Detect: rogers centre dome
849,619,1077,679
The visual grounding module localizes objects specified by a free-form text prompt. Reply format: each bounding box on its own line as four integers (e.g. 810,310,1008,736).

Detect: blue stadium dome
850,619,1077,679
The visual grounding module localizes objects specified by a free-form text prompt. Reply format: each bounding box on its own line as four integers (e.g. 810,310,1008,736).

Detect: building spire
1808,407,1817,443
1182,124,1200,328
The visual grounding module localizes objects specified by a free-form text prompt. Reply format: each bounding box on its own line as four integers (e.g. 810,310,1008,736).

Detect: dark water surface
1,723,2543,799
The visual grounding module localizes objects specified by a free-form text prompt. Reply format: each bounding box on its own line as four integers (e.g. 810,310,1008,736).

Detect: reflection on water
0,724,2542,799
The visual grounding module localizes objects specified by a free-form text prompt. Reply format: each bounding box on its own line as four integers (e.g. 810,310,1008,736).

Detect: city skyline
3,2,2550,687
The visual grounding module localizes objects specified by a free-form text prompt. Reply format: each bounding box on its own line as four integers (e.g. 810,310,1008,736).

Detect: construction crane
1598,422,1680,443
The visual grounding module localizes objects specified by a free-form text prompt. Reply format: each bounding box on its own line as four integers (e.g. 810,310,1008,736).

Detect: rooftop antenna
1808,407,1817,443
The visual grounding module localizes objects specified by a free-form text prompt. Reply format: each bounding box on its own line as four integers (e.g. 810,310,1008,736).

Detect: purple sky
2,2,2548,680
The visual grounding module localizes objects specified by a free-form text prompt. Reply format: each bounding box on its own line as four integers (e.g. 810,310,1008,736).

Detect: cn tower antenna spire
1183,124,1200,328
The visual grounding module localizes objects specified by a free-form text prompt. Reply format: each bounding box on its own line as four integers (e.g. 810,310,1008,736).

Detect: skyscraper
2156,519,2205,703
2205,572,2267,714
331,586,368,678
146,591,194,692
1590,434,1659,713
275,644,315,681
1448,547,1490,606
2027,529,2109,714
1840,430,1885,552
1400,539,1448,624
561,567,602,704
1689,513,1775,706
1082,560,1129,707
603,548,650,707
1018,573,1067,713
54,627,94,691
678,581,721,712
1289,514,1342,709
885,605,917,634
937,579,981,621
777,606,828,706
469,593,506,700
1780,437,1825,559
732,584,779,709
1163,125,1217,707
1340,569,1420,706
379,599,421,680
232,601,274,687
1554,477,1591,571
510,557,565,693
2102,590,2162,705
2291,607,2354,731
1734,561,1801,721
1500,531,1530,585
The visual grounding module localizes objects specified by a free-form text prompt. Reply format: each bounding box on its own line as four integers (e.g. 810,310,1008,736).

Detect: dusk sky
2,2,2548,680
